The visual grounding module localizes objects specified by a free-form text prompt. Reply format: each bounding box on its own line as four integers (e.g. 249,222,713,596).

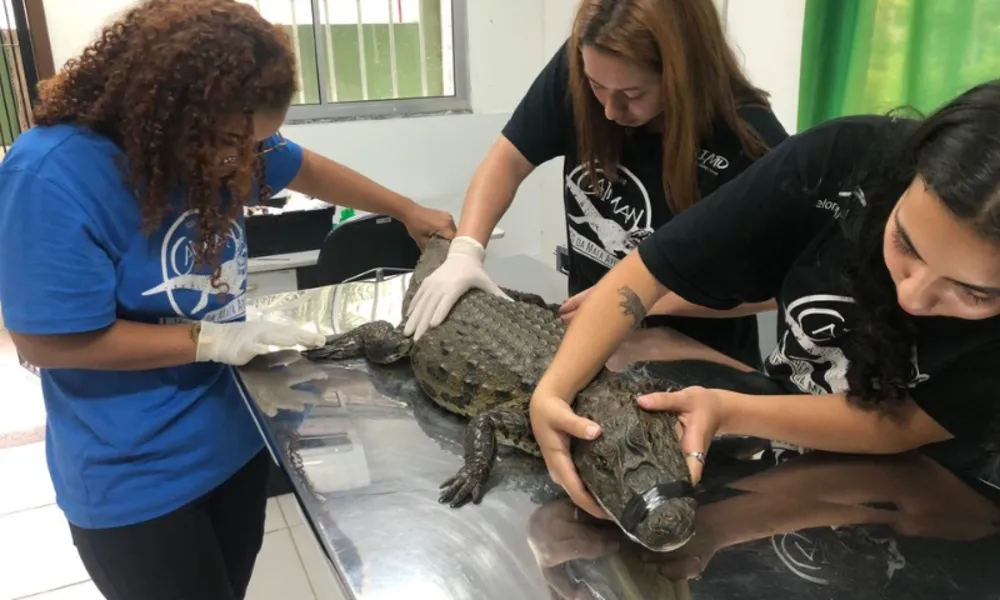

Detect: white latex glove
403,235,511,340
195,321,327,366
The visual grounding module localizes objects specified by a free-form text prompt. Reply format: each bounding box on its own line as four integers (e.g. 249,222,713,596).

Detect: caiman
302,235,768,553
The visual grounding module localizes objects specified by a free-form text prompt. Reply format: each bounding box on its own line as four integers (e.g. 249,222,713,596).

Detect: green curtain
798,0,1000,131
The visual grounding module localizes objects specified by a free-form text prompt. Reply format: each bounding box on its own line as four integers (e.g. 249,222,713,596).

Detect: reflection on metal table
236,258,1000,600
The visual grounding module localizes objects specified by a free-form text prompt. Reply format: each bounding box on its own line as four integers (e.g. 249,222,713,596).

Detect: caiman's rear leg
302,321,412,364
439,401,535,508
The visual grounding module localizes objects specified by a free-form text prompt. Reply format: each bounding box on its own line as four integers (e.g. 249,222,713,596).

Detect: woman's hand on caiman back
529,392,610,520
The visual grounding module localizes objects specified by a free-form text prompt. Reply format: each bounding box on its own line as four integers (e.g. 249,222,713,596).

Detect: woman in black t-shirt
403,0,789,369
529,80,1000,519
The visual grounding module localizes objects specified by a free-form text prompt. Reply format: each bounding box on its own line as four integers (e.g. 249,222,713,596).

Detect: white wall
43,0,136,68
41,0,805,265
724,0,806,134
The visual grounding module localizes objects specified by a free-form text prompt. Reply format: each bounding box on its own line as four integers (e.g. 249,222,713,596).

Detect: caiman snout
572,400,699,553
618,482,697,552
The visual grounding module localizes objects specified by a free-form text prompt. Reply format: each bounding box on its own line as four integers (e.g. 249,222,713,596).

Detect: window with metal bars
242,0,470,122
1,0,40,159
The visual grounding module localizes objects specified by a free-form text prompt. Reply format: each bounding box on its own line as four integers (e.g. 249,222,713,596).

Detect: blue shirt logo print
141,209,249,324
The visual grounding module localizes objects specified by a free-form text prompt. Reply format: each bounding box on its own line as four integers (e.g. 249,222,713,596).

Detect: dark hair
567,0,773,214
33,0,297,276
842,79,1000,409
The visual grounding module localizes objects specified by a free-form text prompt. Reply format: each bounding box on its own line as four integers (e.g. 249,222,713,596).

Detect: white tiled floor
250,495,350,600
0,331,47,450
0,441,349,600
0,504,92,598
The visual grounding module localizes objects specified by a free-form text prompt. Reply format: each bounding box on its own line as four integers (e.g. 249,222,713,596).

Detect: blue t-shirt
0,124,304,529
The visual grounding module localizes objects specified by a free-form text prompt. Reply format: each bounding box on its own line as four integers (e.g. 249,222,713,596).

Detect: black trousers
69,450,271,600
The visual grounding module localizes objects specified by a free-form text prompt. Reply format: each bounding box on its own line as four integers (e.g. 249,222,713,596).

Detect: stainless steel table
237,258,1000,600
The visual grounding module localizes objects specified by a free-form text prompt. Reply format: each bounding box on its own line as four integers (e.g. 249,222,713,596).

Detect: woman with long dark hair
0,1,453,598
529,80,1000,519
402,0,789,372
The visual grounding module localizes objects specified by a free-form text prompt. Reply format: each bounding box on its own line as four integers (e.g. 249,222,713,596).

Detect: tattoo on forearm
617,286,647,327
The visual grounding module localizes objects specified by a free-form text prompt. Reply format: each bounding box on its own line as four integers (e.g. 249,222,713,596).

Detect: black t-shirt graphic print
562,156,656,272
500,41,790,367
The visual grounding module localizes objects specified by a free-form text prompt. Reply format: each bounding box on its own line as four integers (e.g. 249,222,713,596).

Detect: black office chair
315,213,422,286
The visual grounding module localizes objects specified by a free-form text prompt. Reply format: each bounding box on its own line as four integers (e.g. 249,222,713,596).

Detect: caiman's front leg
439,402,533,508
301,320,411,364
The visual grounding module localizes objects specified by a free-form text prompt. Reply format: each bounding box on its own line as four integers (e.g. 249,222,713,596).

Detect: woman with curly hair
0,0,453,597
528,80,1000,519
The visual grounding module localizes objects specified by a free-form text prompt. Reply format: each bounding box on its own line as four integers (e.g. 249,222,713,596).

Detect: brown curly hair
33,0,297,275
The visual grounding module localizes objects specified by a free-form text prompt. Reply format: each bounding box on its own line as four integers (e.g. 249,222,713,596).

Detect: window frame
23,0,54,81
284,0,472,124
2,0,54,153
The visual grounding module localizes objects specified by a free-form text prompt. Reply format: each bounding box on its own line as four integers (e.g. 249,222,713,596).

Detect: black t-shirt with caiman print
501,40,790,369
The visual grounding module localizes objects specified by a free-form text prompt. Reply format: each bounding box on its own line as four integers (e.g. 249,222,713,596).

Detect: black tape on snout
619,481,695,534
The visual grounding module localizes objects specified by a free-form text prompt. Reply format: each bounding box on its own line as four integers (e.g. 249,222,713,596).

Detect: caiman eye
592,438,618,470
624,417,647,453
